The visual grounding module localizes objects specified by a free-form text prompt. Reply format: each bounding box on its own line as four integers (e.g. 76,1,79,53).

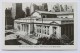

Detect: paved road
5,29,37,45
5,39,21,45
5,34,17,40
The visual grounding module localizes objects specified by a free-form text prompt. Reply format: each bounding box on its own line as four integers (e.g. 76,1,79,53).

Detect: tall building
25,7,30,17
5,8,13,25
39,5,43,11
30,3,39,14
67,6,73,12
12,3,16,19
60,5,64,12
54,3,60,12
12,3,25,19
42,3,48,11
5,8,14,29
64,5,68,12
63,5,73,12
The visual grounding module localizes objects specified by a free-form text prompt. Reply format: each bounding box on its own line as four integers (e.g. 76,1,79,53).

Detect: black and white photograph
2,2,77,50
5,2,74,45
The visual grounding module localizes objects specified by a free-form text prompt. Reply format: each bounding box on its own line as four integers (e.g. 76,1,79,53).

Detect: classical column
26,24,27,34
19,24,20,31
24,24,25,32
27,24,29,35
41,25,43,37
19,24,21,31
22,24,23,31
20,24,22,31
56,26,61,39
68,25,69,37
24,24,26,32
23,24,25,32
71,25,72,36
28,24,30,34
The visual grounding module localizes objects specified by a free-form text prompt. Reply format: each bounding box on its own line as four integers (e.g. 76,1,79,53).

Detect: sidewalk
24,35,37,44
14,31,38,45
5,34,17,40
18,40,29,45
19,34,38,45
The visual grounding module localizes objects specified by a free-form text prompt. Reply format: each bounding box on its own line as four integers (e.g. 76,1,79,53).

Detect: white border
1,0,77,50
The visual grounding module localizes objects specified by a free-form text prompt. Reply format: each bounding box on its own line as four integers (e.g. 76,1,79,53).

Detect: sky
4,3,74,11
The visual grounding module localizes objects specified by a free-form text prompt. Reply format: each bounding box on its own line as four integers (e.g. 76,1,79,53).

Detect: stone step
18,40,29,45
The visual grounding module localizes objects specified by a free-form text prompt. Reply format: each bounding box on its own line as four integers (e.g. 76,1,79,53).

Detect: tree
36,37,61,45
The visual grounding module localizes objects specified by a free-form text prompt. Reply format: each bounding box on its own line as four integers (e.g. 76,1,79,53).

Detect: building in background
38,5,43,11
42,3,48,11
30,3,48,14
25,7,30,17
5,8,14,29
30,4,39,14
52,4,74,12
64,5,68,12
53,3,60,12
12,3,25,19
60,5,64,12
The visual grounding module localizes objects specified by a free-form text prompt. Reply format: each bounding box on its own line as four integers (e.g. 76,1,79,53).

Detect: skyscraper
30,3,39,14
64,5,68,12
12,3,25,19
39,5,43,11
42,3,48,11
5,8,13,25
60,5,64,12
25,7,30,17
54,3,60,12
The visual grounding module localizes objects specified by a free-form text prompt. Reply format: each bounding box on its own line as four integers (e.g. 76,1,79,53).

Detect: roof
15,20,73,26
15,18,74,25
16,17,38,20
37,18,74,21
15,21,60,26
36,11,55,14
34,10,74,15
53,12,74,15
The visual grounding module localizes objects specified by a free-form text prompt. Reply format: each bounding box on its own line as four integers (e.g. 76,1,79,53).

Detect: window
45,26,46,34
37,25,41,33
61,17,63,18
18,24,20,31
42,15,47,18
37,25,50,35
62,21,65,22
41,26,50,35
53,27,56,35
43,15,45,18
47,26,49,35
40,26,41,33
37,25,39,33
37,34,38,36
65,17,68,18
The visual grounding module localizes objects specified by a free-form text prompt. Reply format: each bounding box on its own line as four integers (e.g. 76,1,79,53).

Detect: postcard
2,2,77,50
